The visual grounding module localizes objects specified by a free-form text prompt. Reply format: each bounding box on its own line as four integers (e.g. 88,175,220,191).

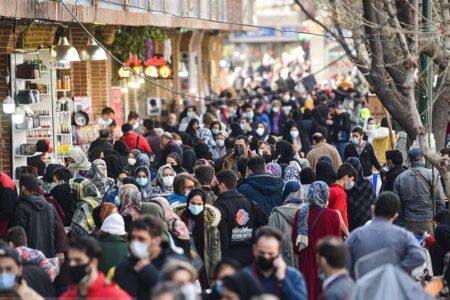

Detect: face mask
180,283,197,300
258,149,265,157
256,127,265,137
130,240,149,259
214,280,223,295
318,270,327,281
136,177,148,187
290,130,299,138
247,111,254,120
133,123,139,130
128,158,136,166
184,192,190,197
162,176,174,187
187,112,194,119
283,95,290,102
49,182,57,191
256,256,275,271
234,146,244,157
272,107,280,113
68,162,78,169
240,123,246,131
114,195,121,207
216,139,225,147
344,180,355,190
69,263,90,284
105,118,113,126
351,137,360,145
188,204,204,216
212,129,219,135
0,273,16,290
367,124,374,131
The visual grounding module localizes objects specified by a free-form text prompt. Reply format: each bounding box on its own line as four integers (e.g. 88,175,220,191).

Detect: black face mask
256,256,275,271
234,146,245,157
69,262,90,284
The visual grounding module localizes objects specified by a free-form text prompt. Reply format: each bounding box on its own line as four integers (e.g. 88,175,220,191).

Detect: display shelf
56,89,71,92
26,136,52,139
14,153,43,158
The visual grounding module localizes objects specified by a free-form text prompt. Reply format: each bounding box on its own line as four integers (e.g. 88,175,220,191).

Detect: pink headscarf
152,197,189,240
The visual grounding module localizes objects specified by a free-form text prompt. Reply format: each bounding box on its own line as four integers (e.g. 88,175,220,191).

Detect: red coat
59,273,131,300
120,132,152,153
292,207,342,300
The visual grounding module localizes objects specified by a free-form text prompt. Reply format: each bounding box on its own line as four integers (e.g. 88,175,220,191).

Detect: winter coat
237,172,284,215
12,194,56,257
16,279,43,300
97,233,129,275
381,165,407,192
223,150,257,173
121,132,152,153
0,172,17,238
172,204,222,283
393,166,446,222
214,190,268,267
344,142,382,176
306,142,342,172
60,273,131,300
268,203,302,267
87,138,114,161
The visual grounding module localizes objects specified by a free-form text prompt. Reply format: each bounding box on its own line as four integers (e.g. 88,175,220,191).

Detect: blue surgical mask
214,280,223,295
212,129,219,135
247,111,254,120
68,162,78,169
114,195,121,207
136,177,148,187
188,204,204,216
351,137,360,145
318,270,327,282
0,273,16,290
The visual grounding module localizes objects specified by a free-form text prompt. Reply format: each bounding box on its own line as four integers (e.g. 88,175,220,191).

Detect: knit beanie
101,213,126,236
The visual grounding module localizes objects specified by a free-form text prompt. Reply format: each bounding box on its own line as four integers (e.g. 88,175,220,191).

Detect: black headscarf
182,149,196,174
300,167,316,184
113,140,130,169
435,225,450,253
194,141,213,161
185,118,199,144
275,140,297,165
434,210,450,226
167,152,187,174
43,164,64,183
229,122,242,137
315,161,336,186
222,270,263,300
50,183,75,226
104,154,124,179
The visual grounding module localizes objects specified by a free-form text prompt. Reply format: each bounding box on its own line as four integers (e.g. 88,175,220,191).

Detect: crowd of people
0,73,449,300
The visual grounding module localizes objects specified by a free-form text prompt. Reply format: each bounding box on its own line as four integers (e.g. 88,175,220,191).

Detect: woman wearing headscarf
141,202,171,242
275,140,308,182
269,181,305,267
103,150,124,180
315,160,336,186
89,159,115,195
166,152,187,174
291,181,341,300
135,166,152,201
185,118,200,146
211,130,228,160
282,120,311,156
41,163,63,195
67,147,91,177
149,165,176,199
194,141,213,162
344,157,376,231
299,167,315,196
69,177,102,236
250,121,276,151
228,122,242,137
172,189,221,288
269,99,287,136
113,140,130,171
50,181,76,227
118,183,141,231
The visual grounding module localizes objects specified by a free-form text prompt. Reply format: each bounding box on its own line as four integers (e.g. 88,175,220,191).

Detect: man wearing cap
381,149,406,192
0,244,43,300
393,148,446,234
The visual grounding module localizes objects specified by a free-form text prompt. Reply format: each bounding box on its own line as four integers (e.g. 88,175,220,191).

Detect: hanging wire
57,0,348,102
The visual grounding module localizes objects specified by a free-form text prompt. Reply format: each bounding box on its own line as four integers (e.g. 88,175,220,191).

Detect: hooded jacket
172,204,222,283
0,172,17,238
268,203,303,267
214,190,268,267
237,172,284,215
12,194,56,257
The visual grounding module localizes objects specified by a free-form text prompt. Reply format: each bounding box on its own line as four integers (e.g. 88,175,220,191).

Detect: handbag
15,166,38,180
16,64,40,79
18,143,36,156
16,111,40,130
16,90,41,105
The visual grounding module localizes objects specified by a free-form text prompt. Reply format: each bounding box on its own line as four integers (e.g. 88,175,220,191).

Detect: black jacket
88,138,114,161
114,242,185,300
22,262,55,298
214,151,232,173
330,112,351,143
12,194,56,257
344,142,382,177
381,165,407,192
214,190,268,267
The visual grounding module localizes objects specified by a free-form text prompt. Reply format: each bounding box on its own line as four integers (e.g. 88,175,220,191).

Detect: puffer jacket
268,203,303,267
172,204,221,284
237,172,284,215
393,165,445,222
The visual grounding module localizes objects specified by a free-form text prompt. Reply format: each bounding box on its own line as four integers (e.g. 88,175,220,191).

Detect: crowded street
0,0,449,299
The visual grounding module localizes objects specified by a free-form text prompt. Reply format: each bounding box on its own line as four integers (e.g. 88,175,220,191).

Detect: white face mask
130,240,149,259
187,111,194,119
180,283,198,300
290,130,299,138
258,149,265,157
162,175,174,187
344,180,355,190
367,124,375,131
216,139,225,147
256,127,265,137
128,158,136,166
272,107,280,113
133,122,139,130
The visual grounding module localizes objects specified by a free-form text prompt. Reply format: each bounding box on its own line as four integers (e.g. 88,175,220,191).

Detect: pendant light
80,37,108,61
12,107,24,124
51,37,80,62
178,62,189,78
2,96,15,114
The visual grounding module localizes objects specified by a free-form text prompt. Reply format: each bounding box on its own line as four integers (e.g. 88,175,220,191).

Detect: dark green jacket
97,233,129,274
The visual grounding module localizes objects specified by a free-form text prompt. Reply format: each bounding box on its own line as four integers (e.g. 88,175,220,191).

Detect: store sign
144,54,173,79
118,66,131,78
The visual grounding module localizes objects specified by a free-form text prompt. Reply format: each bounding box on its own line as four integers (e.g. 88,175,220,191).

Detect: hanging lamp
2,96,15,114
12,107,24,124
80,37,107,61
51,37,80,62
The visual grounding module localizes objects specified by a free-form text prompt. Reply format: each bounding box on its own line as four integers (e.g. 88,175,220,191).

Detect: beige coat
17,279,43,300
306,142,342,172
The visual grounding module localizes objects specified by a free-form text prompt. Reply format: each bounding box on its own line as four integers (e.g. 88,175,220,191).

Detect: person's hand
134,258,151,273
326,119,333,126
273,256,287,281
56,252,65,265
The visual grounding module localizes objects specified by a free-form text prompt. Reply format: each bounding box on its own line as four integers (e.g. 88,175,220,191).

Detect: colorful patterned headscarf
118,184,142,221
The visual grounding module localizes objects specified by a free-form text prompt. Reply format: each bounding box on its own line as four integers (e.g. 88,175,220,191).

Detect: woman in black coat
282,119,311,156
